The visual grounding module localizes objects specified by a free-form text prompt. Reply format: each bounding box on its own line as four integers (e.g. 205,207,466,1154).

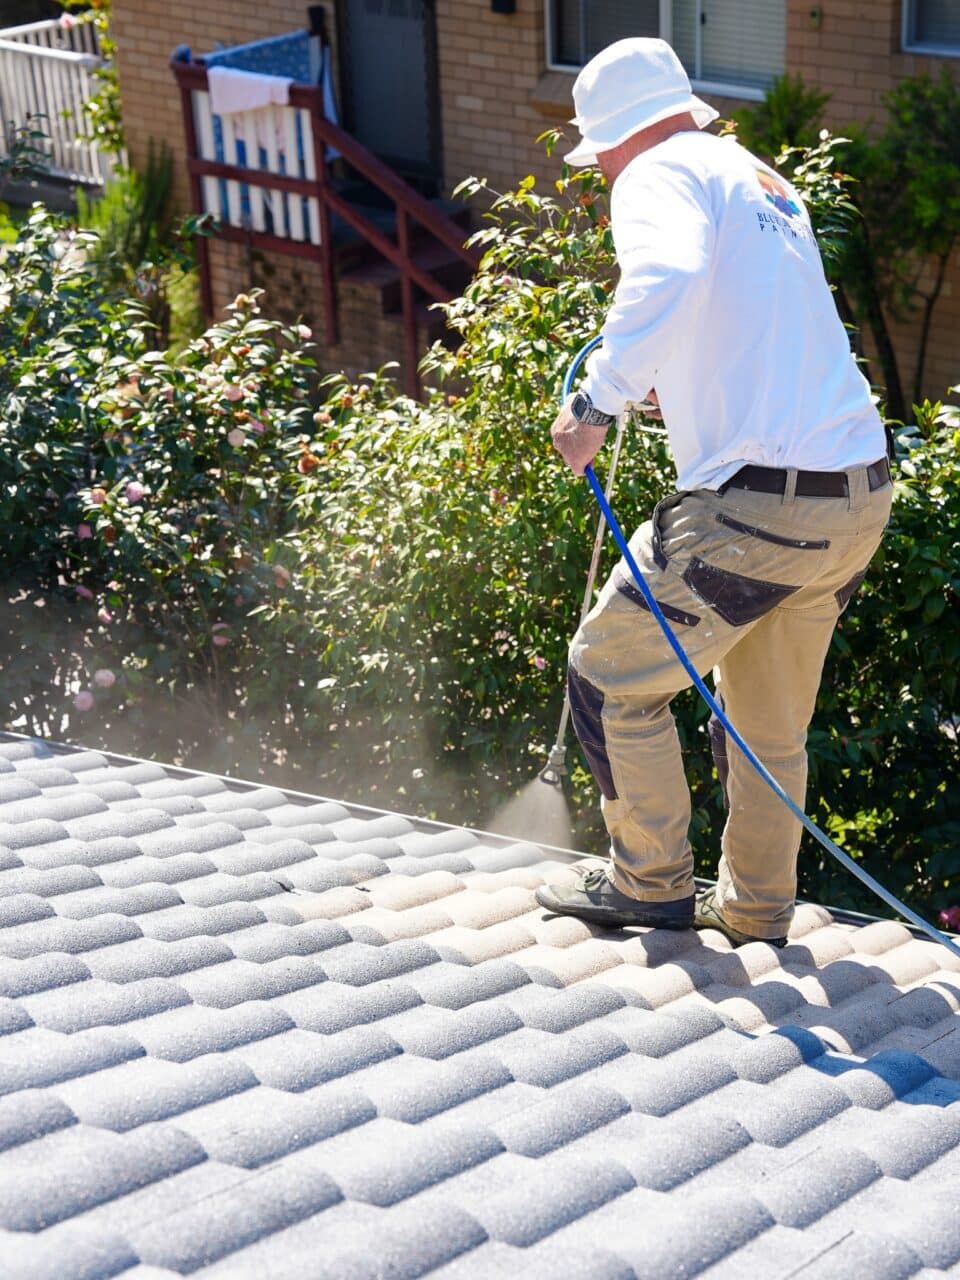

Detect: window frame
901,0,960,56
544,0,770,99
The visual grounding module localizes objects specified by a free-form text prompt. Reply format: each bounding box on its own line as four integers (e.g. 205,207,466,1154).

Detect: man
535,38,891,947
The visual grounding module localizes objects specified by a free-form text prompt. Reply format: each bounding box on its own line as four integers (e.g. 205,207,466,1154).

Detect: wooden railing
0,13,108,185
171,55,479,397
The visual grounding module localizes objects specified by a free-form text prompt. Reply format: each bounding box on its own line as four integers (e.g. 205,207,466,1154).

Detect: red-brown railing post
396,208,418,399
307,86,338,348
175,67,213,319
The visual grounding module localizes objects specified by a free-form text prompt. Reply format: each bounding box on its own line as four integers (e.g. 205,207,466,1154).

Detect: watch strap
571,392,616,427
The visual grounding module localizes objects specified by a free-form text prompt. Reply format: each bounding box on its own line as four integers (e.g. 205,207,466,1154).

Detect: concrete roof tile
55,1052,258,1130
136,774,228,799
323,1116,503,1206
758,1145,883,1228
0,1122,205,1230
0,741,51,762
21,976,191,1033
0,892,54,927
96,851,215,888
0,951,91,998
431,920,537,965
0,845,22,870
175,870,284,907
0,818,70,849
48,881,185,920
235,1025,400,1090
0,1221,138,1280
63,809,180,843
129,1154,343,1274
0,996,32,1034
278,976,423,1034
727,1067,852,1145
109,794,205,819
505,981,626,1032
173,1083,373,1168
224,919,350,962
470,1149,635,1247
132,820,244,860
136,902,265,943
0,912,142,959
131,1001,293,1061
0,776,43,802
510,938,625,986
81,935,233,983
18,835,139,869
0,1087,76,1152
0,1026,145,1094
1,861,103,899
384,999,522,1060
787,1227,924,1280
493,1080,629,1158
200,785,291,813
328,813,415,842
209,838,315,877
366,869,463,910
493,1024,628,1087
0,792,107,825
175,806,271,833
347,900,457,944
286,884,375,919
379,850,478,877
3,734,960,1278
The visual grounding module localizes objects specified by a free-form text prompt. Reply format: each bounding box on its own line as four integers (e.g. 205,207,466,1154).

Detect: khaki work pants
568,462,893,939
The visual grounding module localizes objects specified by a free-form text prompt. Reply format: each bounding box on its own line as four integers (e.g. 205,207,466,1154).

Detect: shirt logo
757,170,802,219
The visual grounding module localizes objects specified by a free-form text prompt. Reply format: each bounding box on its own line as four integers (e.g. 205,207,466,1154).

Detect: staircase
332,183,473,360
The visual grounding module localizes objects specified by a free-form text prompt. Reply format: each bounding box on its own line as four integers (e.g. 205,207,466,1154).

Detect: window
903,0,960,54
547,0,786,98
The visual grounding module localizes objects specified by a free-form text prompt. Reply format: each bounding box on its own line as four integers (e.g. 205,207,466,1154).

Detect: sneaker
535,865,694,930
694,887,787,948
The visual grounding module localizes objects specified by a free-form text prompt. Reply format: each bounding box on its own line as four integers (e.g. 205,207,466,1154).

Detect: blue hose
564,336,960,960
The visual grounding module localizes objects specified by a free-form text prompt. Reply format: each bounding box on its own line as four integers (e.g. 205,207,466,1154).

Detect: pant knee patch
567,666,618,801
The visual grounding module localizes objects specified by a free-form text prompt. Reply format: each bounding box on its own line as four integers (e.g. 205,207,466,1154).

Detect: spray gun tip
539,745,568,787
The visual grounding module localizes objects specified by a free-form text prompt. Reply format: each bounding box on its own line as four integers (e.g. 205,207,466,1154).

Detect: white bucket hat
565,38,719,167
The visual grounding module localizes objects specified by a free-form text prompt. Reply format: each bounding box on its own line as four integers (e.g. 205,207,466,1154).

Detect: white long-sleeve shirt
580,131,885,492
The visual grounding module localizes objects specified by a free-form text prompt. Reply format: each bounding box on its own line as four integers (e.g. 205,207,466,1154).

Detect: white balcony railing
0,14,108,185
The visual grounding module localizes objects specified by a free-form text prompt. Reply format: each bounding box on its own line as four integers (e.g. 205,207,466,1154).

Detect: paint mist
485,775,574,849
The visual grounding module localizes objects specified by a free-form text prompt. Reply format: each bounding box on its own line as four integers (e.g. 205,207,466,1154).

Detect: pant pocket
682,556,799,627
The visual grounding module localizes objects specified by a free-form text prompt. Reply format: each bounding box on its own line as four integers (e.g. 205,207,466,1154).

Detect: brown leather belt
720,456,891,499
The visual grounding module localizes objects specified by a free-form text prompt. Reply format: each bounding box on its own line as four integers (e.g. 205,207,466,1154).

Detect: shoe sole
535,886,693,931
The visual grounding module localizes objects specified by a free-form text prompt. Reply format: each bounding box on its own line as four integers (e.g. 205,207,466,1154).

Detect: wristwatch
570,391,617,427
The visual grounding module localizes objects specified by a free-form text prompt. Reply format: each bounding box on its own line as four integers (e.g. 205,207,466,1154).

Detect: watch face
572,393,589,420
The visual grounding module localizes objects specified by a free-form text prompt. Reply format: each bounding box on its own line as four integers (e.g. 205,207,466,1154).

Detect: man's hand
550,396,610,477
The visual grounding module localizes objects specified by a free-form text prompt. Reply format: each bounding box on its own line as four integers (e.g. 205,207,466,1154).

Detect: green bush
1,138,958,920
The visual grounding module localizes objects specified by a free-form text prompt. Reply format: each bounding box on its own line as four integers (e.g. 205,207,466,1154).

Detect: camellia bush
1,133,958,918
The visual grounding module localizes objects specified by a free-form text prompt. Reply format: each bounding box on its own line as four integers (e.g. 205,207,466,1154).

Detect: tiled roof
1,732,959,1279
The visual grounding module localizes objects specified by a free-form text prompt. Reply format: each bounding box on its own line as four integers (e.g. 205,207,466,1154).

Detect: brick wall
112,0,957,400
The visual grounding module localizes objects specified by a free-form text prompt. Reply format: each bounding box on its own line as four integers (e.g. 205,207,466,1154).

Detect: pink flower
77,523,93,540
75,584,94,600
212,622,230,647
93,668,116,688
212,633,230,647
939,905,960,932
125,481,144,503
73,689,94,711
224,384,244,402
97,607,113,624
249,417,266,434
90,487,107,506
297,324,312,340
59,13,75,28
532,655,547,670
227,427,246,448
